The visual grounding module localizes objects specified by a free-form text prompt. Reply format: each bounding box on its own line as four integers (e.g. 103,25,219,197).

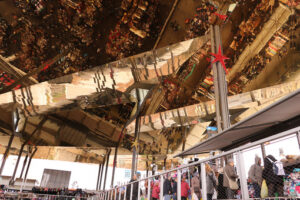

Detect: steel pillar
99,154,107,190
97,163,102,190
103,149,111,190
19,150,29,178
9,117,46,185
131,88,141,178
261,143,266,159
210,25,230,132
111,146,119,187
160,174,164,200
23,147,37,181
177,169,181,200
147,171,151,200
201,163,207,200
297,131,300,150
236,151,250,200
9,142,25,185
0,134,14,175
20,146,37,192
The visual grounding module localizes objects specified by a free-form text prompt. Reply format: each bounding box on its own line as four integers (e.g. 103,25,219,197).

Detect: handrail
103,126,300,190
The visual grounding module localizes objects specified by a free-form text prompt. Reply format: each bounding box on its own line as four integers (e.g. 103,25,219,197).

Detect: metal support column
160,174,164,200
210,25,222,132
147,172,151,200
99,154,107,190
9,142,25,185
123,185,127,200
130,183,133,200
111,146,119,188
118,186,121,200
215,25,230,130
97,163,103,190
21,146,37,192
137,181,141,200
201,163,207,200
297,131,300,150
0,134,14,175
103,149,111,190
236,151,249,200
211,25,230,132
9,117,46,185
131,88,141,178
19,149,29,178
177,169,181,200
261,143,266,159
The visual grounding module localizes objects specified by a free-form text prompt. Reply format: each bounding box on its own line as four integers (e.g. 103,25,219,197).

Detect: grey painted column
100,154,107,190
214,25,230,130
124,185,127,200
19,151,29,178
210,25,222,132
131,88,141,178
111,146,119,188
147,172,151,200
236,151,249,200
0,134,14,175
137,181,141,200
130,183,133,200
9,142,25,185
177,169,181,200
201,163,207,200
118,186,121,200
160,174,164,200
103,149,112,190
211,25,230,132
297,131,300,150
21,146,38,191
261,143,266,159
97,163,103,190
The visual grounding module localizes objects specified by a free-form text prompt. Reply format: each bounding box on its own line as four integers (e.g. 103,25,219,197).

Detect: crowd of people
0,0,164,87
105,0,159,59
0,17,9,55
111,152,296,200
31,187,90,197
185,1,217,40
228,11,299,95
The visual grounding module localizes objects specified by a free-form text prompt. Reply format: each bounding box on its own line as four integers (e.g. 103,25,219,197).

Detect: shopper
262,155,284,197
248,155,263,198
223,158,238,199
126,174,139,200
181,176,190,200
206,164,217,200
191,172,201,200
152,180,160,200
163,174,173,200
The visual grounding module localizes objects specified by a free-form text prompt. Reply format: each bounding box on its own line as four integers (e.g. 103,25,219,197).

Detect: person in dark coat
262,155,283,197
163,174,173,200
126,174,139,200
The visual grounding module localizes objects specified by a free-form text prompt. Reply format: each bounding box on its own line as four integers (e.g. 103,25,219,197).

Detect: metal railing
95,126,300,200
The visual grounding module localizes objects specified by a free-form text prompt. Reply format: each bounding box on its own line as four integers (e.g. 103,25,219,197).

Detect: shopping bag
192,193,199,200
261,180,268,198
